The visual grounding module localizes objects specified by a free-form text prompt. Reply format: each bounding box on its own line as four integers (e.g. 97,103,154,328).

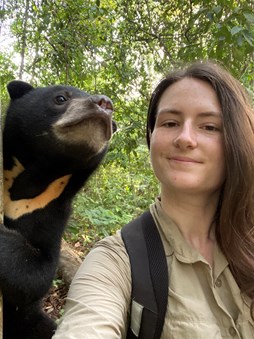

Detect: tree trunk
18,0,30,79
58,239,82,287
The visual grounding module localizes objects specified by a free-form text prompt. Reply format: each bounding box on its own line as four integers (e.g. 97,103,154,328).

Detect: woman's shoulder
94,229,127,254
74,230,131,290
81,230,130,272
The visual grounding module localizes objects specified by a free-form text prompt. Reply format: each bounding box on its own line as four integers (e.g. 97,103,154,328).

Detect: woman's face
150,77,225,197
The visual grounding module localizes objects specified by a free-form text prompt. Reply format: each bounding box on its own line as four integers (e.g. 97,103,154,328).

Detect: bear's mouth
58,111,112,137
52,98,114,150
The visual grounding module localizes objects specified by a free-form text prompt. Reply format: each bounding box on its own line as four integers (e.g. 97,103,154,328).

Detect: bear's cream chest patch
4,158,71,220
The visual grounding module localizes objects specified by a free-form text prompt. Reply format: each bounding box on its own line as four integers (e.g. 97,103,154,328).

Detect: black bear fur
1,80,116,339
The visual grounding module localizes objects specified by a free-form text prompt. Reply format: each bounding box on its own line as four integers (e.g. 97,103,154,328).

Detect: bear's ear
7,80,34,100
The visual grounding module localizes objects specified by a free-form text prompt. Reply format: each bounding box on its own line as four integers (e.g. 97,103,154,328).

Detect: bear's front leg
0,223,56,306
3,299,56,339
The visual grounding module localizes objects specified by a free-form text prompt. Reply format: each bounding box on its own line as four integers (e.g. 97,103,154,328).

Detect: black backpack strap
121,210,168,339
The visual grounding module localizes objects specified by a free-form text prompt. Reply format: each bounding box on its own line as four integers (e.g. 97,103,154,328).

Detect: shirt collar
150,197,229,273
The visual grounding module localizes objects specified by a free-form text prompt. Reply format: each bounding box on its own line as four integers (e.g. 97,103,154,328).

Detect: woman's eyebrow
157,108,222,118
157,108,181,115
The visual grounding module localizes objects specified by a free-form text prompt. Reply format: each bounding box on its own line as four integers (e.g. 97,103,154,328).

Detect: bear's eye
55,95,68,105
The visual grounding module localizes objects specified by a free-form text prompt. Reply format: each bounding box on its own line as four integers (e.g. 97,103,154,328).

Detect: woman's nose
173,123,197,149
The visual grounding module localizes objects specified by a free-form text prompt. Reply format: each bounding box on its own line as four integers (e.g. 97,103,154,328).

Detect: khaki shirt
53,199,254,338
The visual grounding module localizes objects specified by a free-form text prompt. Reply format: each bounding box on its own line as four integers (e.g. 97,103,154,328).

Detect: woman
53,61,254,338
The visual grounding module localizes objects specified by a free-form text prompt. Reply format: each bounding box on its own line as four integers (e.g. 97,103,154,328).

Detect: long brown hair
147,60,254,317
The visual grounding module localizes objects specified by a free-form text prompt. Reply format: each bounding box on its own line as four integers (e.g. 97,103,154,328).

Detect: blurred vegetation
69,145,159,242
1,0,254,244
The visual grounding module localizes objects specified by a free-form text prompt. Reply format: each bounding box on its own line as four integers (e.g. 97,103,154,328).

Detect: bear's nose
92,95,114,114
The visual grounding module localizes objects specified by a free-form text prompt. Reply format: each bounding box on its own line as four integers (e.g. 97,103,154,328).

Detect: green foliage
52,278,63,289
0,51,18,104
67,145,159,239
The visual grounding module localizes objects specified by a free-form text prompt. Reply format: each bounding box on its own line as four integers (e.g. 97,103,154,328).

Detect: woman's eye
162,121,178,128
55,95,67,105
202,125,220,132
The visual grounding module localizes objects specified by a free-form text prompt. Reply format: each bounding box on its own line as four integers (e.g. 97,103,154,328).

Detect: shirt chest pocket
235,308,254,338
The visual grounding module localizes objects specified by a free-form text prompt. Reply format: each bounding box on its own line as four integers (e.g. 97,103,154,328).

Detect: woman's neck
160,189,219,265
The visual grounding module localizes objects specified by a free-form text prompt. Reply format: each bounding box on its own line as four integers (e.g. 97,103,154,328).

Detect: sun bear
1,80,116,339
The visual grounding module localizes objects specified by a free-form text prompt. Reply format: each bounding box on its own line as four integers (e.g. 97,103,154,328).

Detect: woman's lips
169,156,202,163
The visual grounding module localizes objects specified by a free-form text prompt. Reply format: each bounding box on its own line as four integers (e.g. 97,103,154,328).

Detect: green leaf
213,6,222,14
242,31,254,47
232,47,244,61
230,26,242,36
207,11,214,22
244,13,254,24
237,35,244,47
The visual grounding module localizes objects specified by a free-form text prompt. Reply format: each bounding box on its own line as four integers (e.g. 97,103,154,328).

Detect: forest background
1,0,254,250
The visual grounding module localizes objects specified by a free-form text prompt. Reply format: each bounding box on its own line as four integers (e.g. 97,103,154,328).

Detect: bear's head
4,81,116,174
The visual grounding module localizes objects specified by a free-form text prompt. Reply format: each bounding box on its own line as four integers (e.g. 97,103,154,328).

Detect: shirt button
229,327,237,336
215,278,222,287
